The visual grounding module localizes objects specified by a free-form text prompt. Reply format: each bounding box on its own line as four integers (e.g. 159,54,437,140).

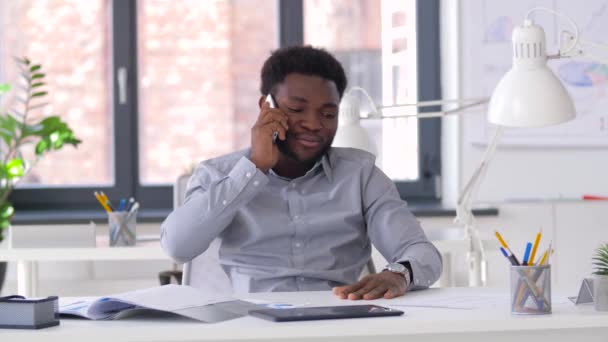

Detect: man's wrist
383,262,411,289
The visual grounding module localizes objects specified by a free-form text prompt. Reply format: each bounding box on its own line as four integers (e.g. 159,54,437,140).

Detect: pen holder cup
108,211,137,247
510,265,551,315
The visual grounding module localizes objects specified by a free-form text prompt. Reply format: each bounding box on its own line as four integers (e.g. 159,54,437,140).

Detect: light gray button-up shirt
161,147,442,293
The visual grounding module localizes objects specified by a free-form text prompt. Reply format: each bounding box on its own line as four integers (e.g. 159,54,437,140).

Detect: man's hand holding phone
250,94,289,172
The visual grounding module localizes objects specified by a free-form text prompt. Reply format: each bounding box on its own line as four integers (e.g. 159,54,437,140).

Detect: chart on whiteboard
463,0,608,146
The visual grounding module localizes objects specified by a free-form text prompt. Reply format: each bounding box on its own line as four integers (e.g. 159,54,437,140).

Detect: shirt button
298,277,305,281
253,180,260,186
293,215,300,221
291,183,296,188
245,172,252,178
222,200,227,205
295,242,301,248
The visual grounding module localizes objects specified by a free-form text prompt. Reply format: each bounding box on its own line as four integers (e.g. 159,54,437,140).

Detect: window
300,0,441,199
4,0,439,216
137,0,277,185
0,0,113,187
304,0,419,181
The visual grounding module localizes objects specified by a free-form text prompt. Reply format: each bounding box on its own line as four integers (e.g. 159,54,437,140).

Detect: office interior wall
456,0,608,203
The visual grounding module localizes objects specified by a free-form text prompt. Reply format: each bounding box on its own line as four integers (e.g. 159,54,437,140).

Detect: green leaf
0,114,21,145
0,203,14,219
0,83,11,95
36,139,49,155
14,56,30,66
30,64,41,72
31,91,48,98
31,82,45,88
5,159,25,179
22,123,44,136
31,73,45,80
29,102,49,111
32,116,81,156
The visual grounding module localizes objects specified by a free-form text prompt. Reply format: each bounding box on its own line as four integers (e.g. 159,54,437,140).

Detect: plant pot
0,261,6,295
593,274,608,311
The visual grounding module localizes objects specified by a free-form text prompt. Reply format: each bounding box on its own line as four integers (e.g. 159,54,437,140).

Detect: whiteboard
462,0,608,147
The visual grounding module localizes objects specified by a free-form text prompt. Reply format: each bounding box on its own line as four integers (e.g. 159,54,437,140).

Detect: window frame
11,0,441,215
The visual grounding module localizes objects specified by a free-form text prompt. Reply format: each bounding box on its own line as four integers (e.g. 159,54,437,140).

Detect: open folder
59,285,259,323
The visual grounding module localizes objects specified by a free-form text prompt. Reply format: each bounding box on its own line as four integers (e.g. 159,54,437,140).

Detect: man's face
272,73,340,164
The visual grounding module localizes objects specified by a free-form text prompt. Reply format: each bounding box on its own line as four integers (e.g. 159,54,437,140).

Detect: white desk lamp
334,7,608,286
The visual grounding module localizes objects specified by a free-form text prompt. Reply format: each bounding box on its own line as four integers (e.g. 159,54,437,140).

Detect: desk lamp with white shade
333,7,608,286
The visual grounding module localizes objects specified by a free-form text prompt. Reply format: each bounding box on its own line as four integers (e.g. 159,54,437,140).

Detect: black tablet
249,305,404,322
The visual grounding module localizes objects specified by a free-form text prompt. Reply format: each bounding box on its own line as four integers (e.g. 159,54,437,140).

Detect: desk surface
0,240,167,261
2,287,607,342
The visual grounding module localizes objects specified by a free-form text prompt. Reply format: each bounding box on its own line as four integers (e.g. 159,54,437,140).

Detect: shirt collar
320,152,333,182
265,150,334,182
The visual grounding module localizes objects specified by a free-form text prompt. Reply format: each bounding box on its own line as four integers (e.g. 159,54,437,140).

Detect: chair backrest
175,174,232,294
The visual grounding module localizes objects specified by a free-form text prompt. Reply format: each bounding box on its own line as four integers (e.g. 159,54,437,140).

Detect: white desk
0,241,169,297
2,287,607,342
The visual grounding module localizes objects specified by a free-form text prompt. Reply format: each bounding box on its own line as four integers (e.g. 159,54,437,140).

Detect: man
161,46,442,300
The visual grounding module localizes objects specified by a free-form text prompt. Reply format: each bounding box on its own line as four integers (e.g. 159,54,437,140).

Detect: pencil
94,192,112,213
495,231,520,265
99,191,115,211
529,230,542,266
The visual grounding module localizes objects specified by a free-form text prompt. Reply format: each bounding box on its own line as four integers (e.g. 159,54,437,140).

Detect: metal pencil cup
510,265,551,315
108,211,136,246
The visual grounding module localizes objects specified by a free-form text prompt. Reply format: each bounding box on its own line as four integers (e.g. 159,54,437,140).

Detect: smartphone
249,305,403,322
265,94,279,142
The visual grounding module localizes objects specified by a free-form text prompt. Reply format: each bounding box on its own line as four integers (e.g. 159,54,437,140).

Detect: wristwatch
383,262,411,288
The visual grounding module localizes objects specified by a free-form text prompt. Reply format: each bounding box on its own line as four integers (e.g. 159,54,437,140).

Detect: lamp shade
488,20,576,127
333,91,377,155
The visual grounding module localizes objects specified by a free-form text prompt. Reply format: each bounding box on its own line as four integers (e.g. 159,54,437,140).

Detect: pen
117,199,126,212
500,247,520,266
522,242,532,266
529,230,542,266
495,231,520,265
125,197,135,211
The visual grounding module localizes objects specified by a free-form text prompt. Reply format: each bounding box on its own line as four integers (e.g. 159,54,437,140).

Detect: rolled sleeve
161,156,268,263
363,166,442,290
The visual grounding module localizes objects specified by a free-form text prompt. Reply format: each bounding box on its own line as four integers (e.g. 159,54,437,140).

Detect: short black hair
260,45,347,98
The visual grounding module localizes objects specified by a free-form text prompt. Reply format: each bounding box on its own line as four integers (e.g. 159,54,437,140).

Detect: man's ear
258,95,266,109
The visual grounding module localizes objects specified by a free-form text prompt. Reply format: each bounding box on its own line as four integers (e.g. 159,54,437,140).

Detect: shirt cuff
398,258,431,290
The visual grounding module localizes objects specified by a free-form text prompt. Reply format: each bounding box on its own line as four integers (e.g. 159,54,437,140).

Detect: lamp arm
343,87,490,120
455,126,504,286
456,126,504,223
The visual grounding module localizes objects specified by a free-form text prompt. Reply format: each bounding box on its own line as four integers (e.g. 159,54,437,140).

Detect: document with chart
59,284,258,323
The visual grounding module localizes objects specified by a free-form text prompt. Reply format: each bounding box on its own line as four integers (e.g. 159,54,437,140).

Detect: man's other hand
332,271,408,300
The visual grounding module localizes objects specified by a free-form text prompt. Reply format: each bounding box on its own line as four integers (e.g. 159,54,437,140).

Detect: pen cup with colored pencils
510,265,551,315
108,211,137,247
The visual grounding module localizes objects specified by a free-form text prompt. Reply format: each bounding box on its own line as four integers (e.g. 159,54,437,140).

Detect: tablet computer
249,305,403,322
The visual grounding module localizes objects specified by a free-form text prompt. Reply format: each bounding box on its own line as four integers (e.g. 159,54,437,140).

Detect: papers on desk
389,294,509,310
59,285,259,323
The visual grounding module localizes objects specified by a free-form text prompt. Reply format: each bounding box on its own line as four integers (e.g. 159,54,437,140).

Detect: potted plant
0,57,81,293
592,243,608,311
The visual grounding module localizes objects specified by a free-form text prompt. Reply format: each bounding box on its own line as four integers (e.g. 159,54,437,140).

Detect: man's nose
299,111,324,131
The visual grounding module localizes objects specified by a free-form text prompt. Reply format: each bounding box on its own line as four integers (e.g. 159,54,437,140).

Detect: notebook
59,284,258,323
